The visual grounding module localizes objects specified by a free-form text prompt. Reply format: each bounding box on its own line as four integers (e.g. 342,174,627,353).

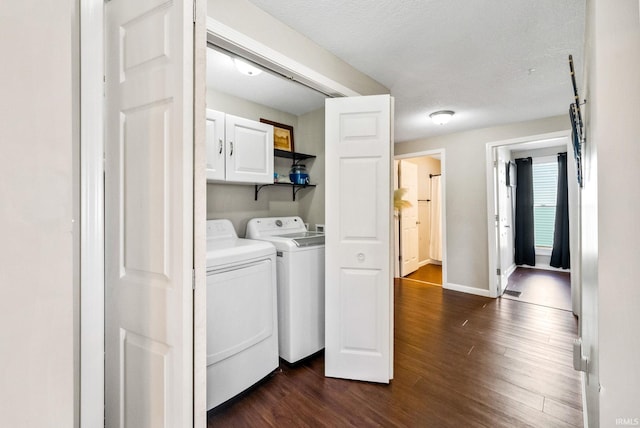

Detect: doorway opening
395,150,446,288
486,132,579,313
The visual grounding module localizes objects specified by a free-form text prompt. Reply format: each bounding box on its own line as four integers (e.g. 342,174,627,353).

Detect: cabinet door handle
229,141,234,156
218,139,223,154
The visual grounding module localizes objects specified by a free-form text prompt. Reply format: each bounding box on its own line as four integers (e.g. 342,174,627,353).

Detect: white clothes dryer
206,219,278,410
245,216,325,364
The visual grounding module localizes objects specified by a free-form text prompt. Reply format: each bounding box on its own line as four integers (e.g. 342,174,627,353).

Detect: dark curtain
550,153,571,268
514,157,535,266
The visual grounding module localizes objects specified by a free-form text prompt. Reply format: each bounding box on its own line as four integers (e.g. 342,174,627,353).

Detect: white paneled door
325,94,394,383
105,0,194,426
495,147,514,295
400,160,419,276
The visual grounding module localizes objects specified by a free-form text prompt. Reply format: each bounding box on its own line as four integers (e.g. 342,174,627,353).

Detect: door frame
79,0,104,426
79,7,370,427
394,149,447,287
485,130,580,310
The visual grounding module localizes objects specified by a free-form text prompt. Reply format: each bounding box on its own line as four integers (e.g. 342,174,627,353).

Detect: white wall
206,89,325,235
395,116,570,292
511,145,568,160
0,1,78,426
582,0,640,426
297,108,326,230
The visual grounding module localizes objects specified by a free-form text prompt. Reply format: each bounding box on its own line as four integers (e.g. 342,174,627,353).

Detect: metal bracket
254,184,269,200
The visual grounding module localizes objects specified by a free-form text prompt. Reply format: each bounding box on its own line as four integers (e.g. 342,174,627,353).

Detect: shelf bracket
254,184,269,201
254,183,315,201
292,185,300,201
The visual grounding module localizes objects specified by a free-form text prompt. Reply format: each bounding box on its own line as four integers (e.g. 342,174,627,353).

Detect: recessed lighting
233,58,262,76
429,110,455,125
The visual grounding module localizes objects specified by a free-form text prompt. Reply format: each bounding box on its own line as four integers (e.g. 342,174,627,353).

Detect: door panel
495,147,514,294
325,95,393,383
206,109,225,181
105,0,194,426
224,114,273,183
400,160,419,276
418,202,429,262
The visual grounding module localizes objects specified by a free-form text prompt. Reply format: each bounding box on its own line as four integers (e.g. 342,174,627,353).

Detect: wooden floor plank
504,267,572,311
404,263,443,285
208,279,583,427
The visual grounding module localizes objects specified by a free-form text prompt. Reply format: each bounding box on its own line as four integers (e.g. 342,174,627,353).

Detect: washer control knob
357,253,365,262
275,219,283,227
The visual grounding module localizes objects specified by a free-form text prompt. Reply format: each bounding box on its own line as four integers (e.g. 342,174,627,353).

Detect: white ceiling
246,0,586,143
206,48,327,116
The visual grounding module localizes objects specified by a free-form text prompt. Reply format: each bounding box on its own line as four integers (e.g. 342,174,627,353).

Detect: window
532,158,558,248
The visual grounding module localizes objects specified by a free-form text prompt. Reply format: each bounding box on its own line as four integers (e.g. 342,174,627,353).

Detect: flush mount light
233,58,262,76
429,110,455,125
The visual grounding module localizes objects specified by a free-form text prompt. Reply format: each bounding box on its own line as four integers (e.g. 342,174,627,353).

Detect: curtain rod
429,173,441,178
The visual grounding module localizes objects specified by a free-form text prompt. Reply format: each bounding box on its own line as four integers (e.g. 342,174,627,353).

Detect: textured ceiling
247,0,586,142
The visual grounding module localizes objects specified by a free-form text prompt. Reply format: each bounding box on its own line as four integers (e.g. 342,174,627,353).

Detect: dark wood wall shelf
262,149,317,200
274,149,316,164
254,182,316,201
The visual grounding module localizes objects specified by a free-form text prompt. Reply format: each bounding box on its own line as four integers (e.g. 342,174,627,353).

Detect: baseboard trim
443,282,491,297
517,264,571,273
581,372,589,428
418,259,442,267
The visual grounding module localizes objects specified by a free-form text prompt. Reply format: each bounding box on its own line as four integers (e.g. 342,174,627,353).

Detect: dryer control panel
206,219,238,240
246,216,306,238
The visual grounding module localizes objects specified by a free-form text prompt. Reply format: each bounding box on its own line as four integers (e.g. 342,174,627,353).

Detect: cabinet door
225,114,273,184
206,109,225,182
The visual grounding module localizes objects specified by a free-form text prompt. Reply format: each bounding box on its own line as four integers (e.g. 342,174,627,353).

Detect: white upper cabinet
206,109,274,184
225,114,274,183
206,109,226,181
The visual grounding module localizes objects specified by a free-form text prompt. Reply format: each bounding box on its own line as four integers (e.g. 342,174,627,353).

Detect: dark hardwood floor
404,263,442,285
208,279,582,427
503,267,572,311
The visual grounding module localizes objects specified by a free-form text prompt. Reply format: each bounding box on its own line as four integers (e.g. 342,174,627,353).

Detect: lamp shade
429,110,455,125
233,58,262,76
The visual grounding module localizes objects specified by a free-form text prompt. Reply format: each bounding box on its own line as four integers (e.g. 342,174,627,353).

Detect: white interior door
495,147,514,294
325,94,393,383
105,0,194,426
399,160,419,276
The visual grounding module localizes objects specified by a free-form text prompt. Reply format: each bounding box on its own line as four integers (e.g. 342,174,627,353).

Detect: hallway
208,278,582,427
503,267,572,311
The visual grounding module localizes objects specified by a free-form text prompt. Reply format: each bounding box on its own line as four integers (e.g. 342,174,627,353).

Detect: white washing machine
245,216,325,364
206,219,278,410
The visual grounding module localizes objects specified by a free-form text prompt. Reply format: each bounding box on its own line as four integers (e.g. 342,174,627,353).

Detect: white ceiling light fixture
233,58,263,76
429,110,455,125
